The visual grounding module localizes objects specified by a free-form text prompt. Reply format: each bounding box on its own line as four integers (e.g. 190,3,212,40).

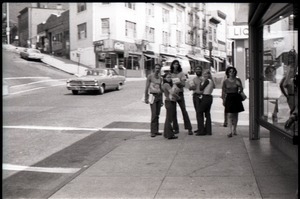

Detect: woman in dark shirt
222,67,245,137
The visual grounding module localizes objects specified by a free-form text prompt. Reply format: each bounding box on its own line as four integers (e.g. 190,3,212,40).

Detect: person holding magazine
144,64,163,137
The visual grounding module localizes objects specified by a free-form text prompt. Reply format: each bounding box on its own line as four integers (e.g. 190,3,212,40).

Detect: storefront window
262,12,298,137
125,56,140,70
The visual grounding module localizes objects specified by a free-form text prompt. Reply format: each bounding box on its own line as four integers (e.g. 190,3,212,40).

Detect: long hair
170,60,182,73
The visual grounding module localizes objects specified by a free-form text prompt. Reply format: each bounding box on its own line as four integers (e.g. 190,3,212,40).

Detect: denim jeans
198,95,213,135
150,93,162,135
173,92,192,131
164,100,177,138
193,93,202,132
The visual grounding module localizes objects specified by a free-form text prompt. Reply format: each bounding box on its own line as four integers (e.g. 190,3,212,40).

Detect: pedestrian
162,72,179,139
197,69,215,136
222,67,245,137
188,65,203,134
170,60,193,135
221,72,229,127
144,64,163,137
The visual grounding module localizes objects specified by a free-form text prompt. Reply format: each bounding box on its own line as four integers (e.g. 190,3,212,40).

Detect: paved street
2,48,298,198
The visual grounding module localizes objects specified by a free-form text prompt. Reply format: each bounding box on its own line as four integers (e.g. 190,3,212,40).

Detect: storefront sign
114,42,124,51
228,25,249,39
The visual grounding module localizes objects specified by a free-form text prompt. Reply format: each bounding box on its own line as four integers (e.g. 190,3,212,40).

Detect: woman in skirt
222,67,245,137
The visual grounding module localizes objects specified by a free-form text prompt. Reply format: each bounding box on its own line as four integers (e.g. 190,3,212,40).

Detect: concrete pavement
48,124,298,199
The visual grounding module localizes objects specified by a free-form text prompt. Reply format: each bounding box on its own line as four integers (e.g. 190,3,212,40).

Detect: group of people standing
144,60,245,140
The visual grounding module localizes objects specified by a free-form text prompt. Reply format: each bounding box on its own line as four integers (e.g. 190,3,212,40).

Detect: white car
20,48,44,61
161,59,191,77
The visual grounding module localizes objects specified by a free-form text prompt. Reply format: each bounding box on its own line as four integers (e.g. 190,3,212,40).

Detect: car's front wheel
99,85,105,95
72,90,78,95
116,83,123,90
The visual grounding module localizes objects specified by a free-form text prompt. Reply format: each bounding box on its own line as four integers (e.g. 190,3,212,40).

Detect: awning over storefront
213,57,224,62
144,53,158,59
161,53,176,61
186,54,210,63
176,55,190,60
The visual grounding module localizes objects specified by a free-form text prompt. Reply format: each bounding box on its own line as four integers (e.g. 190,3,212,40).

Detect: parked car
20,48,44,61
66,68,126,95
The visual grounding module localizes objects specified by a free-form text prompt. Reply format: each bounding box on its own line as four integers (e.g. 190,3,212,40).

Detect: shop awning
176,55,190,60
144,53,158,59
213,57,224,62
161,54,176,61
186,54,210,63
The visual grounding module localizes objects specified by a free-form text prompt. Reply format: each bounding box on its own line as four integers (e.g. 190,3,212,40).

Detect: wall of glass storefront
249,3,298,163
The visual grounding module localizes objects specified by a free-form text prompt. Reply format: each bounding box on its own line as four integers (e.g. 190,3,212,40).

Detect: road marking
4,77,50,80
3,125,100,131
3,125,156,133
9,84,65,95
3,164,81,174
11,79,66,88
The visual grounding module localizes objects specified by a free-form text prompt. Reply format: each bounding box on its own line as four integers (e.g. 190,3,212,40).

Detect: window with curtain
162,8,169,23
146,26,155,42
101,18,110,34
176,30,182,45
162,31,169,45
125,20,136,38
77,23,87,40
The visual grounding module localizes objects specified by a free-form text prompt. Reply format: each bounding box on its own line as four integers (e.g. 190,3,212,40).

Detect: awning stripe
186,55,210,63
144,54,157,59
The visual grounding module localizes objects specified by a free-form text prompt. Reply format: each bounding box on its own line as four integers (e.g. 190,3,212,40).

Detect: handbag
239,91,247,101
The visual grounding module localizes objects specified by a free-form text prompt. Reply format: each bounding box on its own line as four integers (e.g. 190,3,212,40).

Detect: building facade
37,10,70,58
69,3,228,77
18,6,66,48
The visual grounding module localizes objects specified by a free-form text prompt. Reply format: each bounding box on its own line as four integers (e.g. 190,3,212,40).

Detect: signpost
77,48,82,75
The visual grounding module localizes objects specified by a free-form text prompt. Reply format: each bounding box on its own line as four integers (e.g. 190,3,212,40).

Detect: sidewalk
48,124,298,199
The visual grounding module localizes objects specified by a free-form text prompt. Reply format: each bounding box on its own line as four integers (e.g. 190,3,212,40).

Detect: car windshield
86,69,106,76
28,49,41,53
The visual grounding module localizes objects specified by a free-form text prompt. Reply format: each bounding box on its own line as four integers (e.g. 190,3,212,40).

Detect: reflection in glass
263,13,298,137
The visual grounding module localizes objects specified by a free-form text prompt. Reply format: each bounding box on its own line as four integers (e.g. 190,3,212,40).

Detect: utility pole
6,2,10,44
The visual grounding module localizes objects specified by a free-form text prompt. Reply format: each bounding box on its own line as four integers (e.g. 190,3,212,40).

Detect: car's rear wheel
72,90,79,95
99,85,105,95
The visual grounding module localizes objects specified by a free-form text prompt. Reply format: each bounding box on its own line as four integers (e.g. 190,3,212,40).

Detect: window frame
77,23,87,40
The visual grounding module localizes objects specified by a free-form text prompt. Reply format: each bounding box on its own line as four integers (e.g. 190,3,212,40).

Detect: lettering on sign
114,42,124,51
228,26,249,39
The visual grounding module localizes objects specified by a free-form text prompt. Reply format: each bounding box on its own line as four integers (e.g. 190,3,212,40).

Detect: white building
69,3,230,77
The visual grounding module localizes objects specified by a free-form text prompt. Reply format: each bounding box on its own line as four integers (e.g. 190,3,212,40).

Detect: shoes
151,134,156,137
195,133,206,136
168,136,178,139
223,123,227,127
194,130,199,134
227,133,233,138
155,132,162,136
233,132,237,136
206,133,212,136
188,130,193,135
174,130,179,134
